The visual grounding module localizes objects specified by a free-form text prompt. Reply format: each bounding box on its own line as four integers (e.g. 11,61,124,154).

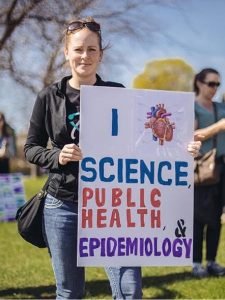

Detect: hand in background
187,134,204,157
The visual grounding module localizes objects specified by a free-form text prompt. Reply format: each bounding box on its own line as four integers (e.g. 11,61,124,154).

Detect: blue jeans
43,194,85,299
43,194,142,299
105,267,142,299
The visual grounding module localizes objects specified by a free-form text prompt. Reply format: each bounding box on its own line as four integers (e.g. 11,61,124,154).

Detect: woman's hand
187,134,203,157
59,143,83,165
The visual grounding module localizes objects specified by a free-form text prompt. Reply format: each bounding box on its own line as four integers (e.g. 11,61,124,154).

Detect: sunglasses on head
67,21,101,33
201,81,220,88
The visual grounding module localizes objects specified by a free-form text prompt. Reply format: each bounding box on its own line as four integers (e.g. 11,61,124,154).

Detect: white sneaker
192,263,208,278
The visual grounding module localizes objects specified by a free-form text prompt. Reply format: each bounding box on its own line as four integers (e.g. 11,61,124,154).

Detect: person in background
24,16,201,299
220,93,225,225
222,93,225,103
0,112,16,173
193,68,225,278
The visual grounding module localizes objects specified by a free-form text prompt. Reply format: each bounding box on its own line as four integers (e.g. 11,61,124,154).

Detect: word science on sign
78,86,194,266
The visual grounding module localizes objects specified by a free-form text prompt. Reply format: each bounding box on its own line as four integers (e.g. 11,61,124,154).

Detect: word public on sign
78,86,194,266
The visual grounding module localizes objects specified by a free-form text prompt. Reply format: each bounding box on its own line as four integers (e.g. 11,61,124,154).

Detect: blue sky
0,0,225,133
115,0,225,98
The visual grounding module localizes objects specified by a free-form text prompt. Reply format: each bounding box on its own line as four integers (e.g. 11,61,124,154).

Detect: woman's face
197,72,220,100
64,28,102,80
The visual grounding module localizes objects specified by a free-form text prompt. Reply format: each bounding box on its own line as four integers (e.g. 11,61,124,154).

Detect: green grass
0,176,225,299
22,175,48,200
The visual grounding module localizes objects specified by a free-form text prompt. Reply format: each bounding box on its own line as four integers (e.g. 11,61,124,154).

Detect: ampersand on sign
175,219,186,237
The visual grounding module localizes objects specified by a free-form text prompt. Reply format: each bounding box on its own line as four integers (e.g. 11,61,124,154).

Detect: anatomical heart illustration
145,104,175,145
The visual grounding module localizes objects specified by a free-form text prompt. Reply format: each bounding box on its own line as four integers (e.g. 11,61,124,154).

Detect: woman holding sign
24,17,201,299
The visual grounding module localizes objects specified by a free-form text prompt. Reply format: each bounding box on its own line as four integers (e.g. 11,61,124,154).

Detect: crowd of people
1,15,225,300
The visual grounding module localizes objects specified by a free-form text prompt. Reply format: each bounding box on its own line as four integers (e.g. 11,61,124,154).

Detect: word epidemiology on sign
78,86,195,266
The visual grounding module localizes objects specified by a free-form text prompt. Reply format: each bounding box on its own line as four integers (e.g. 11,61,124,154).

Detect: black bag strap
41,174,53,191
212,102,218,149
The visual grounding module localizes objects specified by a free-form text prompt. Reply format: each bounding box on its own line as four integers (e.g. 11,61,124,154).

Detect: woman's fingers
187,141,201,157
59,144,83,165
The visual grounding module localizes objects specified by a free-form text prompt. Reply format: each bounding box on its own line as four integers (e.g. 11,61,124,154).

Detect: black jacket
24,75,124,201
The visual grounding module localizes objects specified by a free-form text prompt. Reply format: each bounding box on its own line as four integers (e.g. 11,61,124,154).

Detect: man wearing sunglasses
193,68,225,278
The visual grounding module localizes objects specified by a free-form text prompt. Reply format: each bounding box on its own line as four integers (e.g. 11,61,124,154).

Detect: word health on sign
81,187,161,228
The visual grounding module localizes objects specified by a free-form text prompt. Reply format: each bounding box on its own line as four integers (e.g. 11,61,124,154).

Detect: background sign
78,86,194,266
0,173,25,222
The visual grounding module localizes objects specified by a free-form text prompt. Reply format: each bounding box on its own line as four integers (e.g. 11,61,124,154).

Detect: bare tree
0,0,181,176
0,0,44,51
0,0,180,93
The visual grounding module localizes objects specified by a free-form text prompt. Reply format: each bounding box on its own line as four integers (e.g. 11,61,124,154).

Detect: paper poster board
78,86,194,266
0,173,25,222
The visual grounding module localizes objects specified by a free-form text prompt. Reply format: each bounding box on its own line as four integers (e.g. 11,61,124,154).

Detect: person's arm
195,118,225,141
24,92,61,170
6,136,16,158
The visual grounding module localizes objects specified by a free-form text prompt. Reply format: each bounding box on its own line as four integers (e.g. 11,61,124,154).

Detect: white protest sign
78,86,194,266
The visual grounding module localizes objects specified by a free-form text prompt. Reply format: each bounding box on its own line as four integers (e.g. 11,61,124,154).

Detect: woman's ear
196,80,202,90
64,48,69,61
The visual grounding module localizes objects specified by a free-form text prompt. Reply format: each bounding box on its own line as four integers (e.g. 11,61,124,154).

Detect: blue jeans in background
43,193,142,299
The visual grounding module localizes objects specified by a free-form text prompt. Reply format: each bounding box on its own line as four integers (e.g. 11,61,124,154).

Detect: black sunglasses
67,21,101,33
201,81,220,88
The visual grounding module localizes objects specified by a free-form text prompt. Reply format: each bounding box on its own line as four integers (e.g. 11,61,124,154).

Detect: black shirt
66,82,80,143
24,74,124,201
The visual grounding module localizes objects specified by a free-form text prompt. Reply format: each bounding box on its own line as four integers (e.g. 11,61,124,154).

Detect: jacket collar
56,74,103,97
56,75,71,97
